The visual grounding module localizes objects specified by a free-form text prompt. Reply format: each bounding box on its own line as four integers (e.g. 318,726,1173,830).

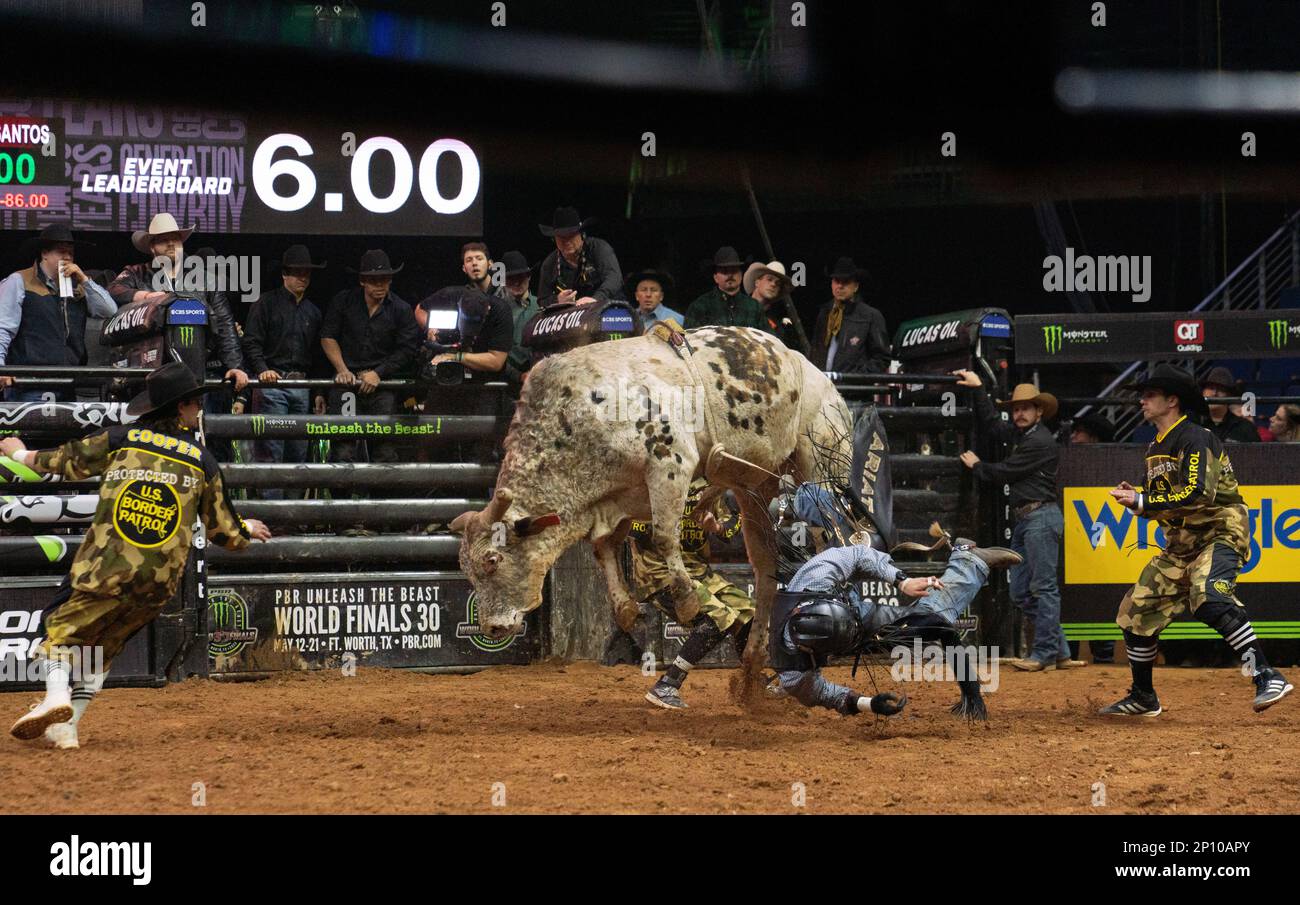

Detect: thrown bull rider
768,481,1020,720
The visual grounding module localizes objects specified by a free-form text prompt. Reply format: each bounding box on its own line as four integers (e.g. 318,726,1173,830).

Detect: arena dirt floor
2,661,1297,814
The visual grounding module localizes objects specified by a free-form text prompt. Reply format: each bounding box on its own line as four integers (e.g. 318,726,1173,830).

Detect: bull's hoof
614,600,641,633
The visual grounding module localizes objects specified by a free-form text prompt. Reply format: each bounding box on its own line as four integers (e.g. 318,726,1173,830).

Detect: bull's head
449,488,562,640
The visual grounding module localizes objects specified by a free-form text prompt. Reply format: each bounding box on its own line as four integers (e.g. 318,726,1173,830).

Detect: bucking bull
449,325,856,697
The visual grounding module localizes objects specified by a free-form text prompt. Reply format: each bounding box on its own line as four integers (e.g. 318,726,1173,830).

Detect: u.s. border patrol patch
112,479,182,548
1213,578,1234,597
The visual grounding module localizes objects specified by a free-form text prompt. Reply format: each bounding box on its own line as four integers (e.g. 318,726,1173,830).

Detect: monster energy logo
250,415,266,435
176,325,196,346
1043,324,1063,355
208,589,257,657
1269,319,1290,349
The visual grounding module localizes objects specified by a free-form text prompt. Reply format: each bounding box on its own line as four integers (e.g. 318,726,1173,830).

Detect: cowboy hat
1129,363,1206,414
500,250,532,277
18,224,94,261
702,246,748,273
626,268,675,296
131,213,196,255
1199,365,1239,394
1071,412,1116,442
275,244,326,270
538,206,594,238
347,249,403,276
997,383,1059,420
744,260,793,296
125,361,214,418
825,256,872,284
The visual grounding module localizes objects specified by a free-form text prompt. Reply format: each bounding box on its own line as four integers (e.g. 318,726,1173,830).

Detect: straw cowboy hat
744,260,793,296
998,383,1059,420
132,213,196,254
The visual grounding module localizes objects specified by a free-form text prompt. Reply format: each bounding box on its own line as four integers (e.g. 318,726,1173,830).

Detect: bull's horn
484,488,513,525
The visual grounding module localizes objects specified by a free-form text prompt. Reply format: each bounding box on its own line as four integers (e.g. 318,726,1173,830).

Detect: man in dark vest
0,225,117,402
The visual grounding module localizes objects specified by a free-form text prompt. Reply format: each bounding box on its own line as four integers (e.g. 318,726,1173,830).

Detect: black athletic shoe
644,681,687,710
1253,669,1294,712
1099,687,1162,717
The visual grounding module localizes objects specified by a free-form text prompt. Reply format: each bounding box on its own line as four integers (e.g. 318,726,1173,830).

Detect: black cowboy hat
275,244,326,270
347,249,403,276
500,250,532,277
538,206,594,238
701,246,748,273
825,256,871,283
1199,365,1240,394
626,268,675,295
18,224,94,260
126,361,214,418
1128,364,1207,414
1072,412,1116,442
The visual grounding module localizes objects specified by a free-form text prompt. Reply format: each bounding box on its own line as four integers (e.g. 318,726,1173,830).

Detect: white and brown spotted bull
449,325,853,695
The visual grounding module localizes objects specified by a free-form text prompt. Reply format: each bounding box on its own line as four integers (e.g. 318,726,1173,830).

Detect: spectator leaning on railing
241,244,327,493
0,224,116,402
107,214,248,392
319,249,420,502
535,207,623,308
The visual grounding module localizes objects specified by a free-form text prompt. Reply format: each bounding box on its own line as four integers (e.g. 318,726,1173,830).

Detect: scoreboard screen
0,99,482,237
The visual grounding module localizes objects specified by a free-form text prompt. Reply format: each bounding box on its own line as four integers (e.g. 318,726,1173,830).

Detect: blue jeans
3,387,73,403
856,548,990,635
1009,503,1069,663
253,387,310,500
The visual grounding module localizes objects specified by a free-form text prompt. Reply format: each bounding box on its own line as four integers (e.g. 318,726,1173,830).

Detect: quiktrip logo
1174,319,1204,352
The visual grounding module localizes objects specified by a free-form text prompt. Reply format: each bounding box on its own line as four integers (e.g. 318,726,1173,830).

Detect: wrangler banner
1059,445,1300,638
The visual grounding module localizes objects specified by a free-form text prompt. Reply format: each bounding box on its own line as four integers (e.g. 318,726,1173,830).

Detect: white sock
44,659,71,703
69,670,107,726
856,695,873,714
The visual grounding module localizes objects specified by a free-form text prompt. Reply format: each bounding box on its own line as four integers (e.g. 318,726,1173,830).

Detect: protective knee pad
1195,598,1245,635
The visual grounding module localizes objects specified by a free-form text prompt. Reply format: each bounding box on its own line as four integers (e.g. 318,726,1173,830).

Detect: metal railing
1083,209,1300,439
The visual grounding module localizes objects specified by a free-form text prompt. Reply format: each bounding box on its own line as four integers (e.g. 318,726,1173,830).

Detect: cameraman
415,286,513,463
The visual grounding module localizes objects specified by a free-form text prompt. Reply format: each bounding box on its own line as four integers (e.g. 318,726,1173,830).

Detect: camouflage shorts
1115,541,1245,637
649,570,755,633
40,588,168,666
